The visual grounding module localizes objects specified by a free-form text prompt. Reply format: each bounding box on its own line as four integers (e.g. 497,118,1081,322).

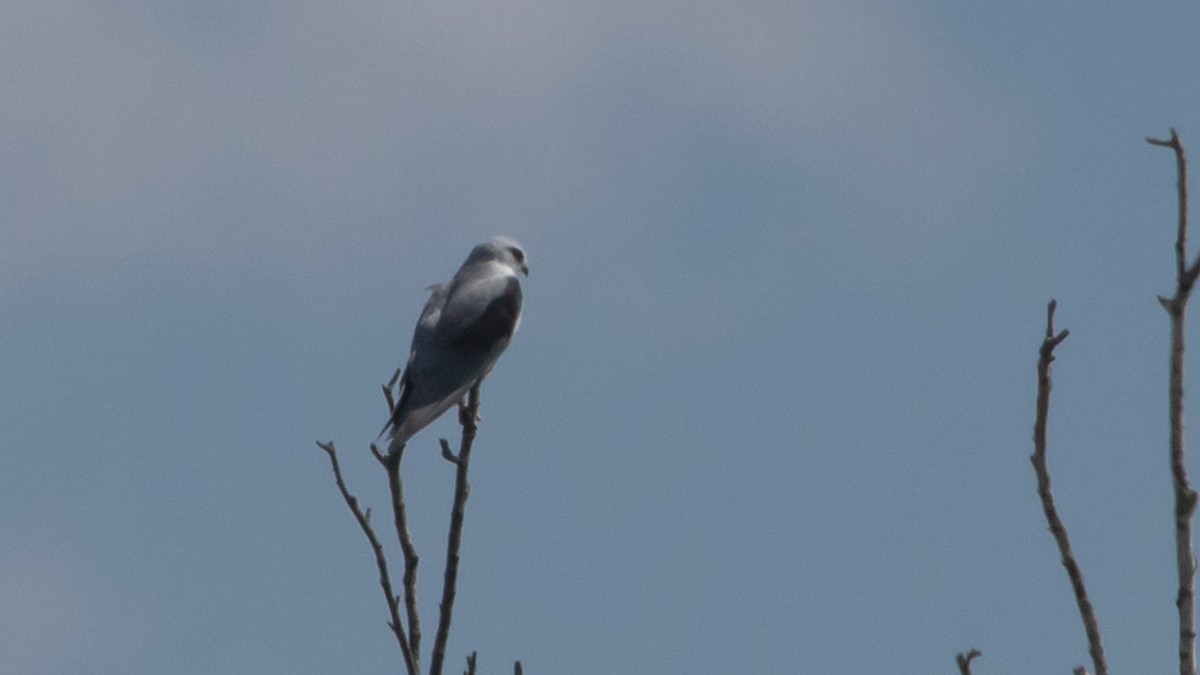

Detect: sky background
2,1,1200,673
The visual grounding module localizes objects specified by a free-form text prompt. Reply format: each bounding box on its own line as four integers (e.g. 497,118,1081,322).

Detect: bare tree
318,381,520,674
958,131,1200,674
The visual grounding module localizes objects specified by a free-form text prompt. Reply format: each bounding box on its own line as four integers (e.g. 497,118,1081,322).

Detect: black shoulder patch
450,277,522,355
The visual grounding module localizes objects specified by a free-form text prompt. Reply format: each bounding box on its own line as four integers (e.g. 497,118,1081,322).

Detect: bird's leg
457,398,480,426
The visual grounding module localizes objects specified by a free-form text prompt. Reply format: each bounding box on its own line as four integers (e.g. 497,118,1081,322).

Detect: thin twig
955,649,981,675
316,441,418,675
1030,300,1107,675
1150,129,1200,675
430,384,482,675
384,368,403,414
383,449,423,668
1148,130,1197,291
372,373,424,666
463,651,477,675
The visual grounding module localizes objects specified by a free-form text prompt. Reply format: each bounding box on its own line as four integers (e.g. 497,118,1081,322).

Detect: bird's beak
520,262,529,277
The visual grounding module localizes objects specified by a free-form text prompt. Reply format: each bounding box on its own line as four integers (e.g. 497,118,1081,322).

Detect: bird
381,237,528,456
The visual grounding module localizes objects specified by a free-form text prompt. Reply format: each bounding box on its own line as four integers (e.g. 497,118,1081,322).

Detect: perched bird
381,237,528,455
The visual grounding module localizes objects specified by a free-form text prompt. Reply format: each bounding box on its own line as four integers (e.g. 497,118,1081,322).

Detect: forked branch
955,648,981,675
317,441,418,675
1030,300,1107,675
323,375,515,674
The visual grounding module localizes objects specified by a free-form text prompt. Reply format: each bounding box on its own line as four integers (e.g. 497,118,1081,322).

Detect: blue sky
3,1,1200,673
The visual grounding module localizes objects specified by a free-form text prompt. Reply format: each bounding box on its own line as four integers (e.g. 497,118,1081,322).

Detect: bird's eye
508,247,525,263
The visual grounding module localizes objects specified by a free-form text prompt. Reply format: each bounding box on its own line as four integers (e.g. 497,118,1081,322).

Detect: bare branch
1151,129,1200,675
383,368,403,414
326,375,508,674
1148,130,1196,289
955,649,981,675
384,449,423,668
316,441,418,675
430,384,482,675
514,661,523,675
1030,301,1107,675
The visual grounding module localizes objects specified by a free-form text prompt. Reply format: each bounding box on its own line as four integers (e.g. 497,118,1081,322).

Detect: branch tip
1149,128,1182,148
1031,302,1106,675
955,649,981,675
383,368,402,413
1041,300,1069,353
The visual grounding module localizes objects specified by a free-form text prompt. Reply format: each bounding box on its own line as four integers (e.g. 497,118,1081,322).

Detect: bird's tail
377,417,394,442
376,404,406,460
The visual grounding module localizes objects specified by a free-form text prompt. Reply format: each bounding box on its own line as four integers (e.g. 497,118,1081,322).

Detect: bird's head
474,236,529,277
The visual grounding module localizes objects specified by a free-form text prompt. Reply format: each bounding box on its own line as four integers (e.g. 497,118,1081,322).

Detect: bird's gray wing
408,282,451,359
385,268,522,447
379,283,448,440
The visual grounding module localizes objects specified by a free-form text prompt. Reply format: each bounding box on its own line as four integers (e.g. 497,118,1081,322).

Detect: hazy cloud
0,1,1025,289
